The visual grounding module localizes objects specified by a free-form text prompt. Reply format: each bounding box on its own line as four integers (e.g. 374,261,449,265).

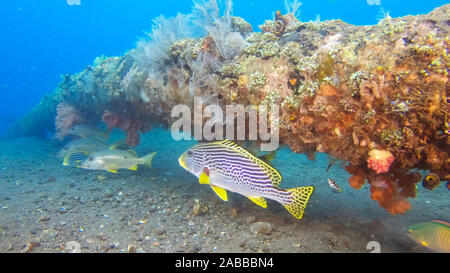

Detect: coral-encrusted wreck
9,1,449,214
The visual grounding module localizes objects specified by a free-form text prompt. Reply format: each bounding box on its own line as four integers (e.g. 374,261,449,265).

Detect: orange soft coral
369,176,412,214
367,149,395,174
345,164,367,189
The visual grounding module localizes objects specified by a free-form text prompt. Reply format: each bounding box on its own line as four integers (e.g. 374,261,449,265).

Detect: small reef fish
327,178,342,192
178,140,314,219
68,125,109,140
422,172,441,190
407,220,450,253
257,150,277,164
80,149,156,173
58,137,108,161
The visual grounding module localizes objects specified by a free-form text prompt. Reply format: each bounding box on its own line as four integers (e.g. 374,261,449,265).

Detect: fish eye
187,151,193,157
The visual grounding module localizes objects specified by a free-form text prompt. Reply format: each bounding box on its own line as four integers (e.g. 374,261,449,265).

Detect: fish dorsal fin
210,185,228,201
248,196,267,208
213,140,282,187
430,220,450,228
126,149,138,157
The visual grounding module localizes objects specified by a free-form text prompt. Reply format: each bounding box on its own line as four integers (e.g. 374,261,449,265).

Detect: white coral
132,13,194,75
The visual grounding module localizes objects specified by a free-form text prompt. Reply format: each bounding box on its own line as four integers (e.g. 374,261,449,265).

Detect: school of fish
56,126,449,251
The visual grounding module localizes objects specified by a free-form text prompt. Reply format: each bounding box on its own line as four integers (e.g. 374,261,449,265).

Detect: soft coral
55,102,83,140
102,110,150,146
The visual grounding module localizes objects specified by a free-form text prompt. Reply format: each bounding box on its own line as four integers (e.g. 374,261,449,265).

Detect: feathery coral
132,13,194,75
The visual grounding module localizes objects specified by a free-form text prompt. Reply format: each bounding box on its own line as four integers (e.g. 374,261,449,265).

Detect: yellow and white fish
80,149,156,173
407,220,450,253
178,140,314,219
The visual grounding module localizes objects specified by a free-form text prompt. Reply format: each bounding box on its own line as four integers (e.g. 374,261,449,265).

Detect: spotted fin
248,196,267,208
210,185,228,201
283,186,314,219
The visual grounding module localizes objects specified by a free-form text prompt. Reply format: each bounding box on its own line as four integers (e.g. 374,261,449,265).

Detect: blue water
0,0,448,135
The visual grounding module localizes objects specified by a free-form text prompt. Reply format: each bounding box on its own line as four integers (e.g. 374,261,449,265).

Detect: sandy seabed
0,129,447,253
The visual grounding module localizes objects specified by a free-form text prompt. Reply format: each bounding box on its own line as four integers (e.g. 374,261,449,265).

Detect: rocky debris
192,199,209,216
250,222,273,235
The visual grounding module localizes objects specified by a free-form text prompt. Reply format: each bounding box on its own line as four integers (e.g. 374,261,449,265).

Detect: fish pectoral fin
128,165,138,171
199,172,210,185
248,196,267,208
210,185,228,201
107,169,118,173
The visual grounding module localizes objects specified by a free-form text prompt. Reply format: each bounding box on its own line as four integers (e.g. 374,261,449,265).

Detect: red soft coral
345,164,367,189
102,110,150,146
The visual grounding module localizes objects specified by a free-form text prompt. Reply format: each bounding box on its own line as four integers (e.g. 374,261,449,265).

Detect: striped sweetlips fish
178,140,314,219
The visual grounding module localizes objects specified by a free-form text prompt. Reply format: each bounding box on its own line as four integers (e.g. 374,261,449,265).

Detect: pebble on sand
250,222,273,235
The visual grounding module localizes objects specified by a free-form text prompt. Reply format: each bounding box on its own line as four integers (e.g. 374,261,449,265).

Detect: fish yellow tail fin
283,186,314,219
141,152,157,168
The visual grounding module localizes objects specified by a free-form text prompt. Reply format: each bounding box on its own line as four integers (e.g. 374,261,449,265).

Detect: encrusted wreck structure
10,2,449,214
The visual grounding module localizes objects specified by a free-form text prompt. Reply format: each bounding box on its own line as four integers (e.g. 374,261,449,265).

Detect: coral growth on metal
13,2,450,214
